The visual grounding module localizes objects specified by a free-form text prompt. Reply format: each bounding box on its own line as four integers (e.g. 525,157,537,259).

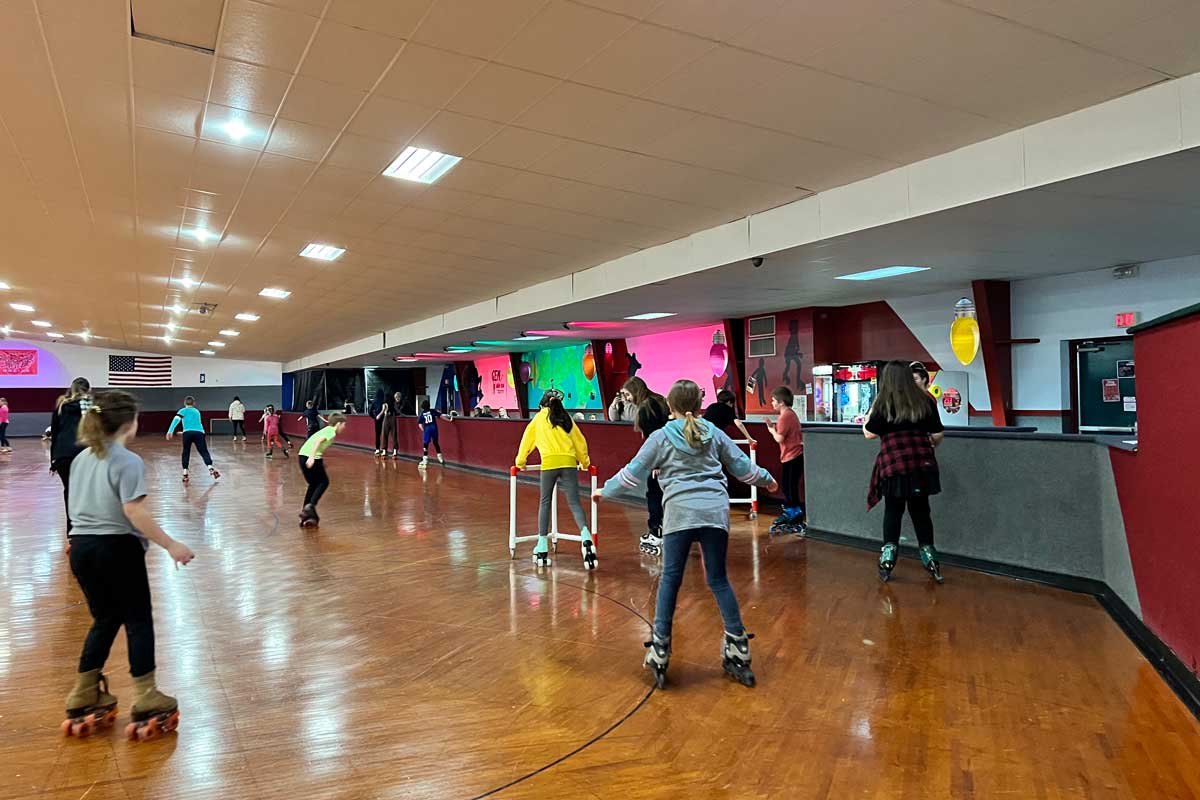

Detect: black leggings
54,458,74,535
232,420,245,437
883,496,934,548
781,456,804,509
0,421,8,447
374,417,384,450
646,476,663,532
381,417,398,451
300,457,330,508
70,535,156,677
181,431,213,469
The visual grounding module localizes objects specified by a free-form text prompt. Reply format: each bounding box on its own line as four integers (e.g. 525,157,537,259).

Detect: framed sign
1102,379,1119,402
0,349,37,375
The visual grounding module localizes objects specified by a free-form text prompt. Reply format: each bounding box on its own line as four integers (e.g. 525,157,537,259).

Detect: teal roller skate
920,545,944,583
532,534,552,568
878,542,897,582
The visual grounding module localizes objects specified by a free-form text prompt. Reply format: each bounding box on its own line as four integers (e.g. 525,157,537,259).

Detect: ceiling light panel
235,313,260,322
259,288,291,299
624,312,677,320
834,266,931,281
382,147,462,184
9,303,34,312
299,243,345,261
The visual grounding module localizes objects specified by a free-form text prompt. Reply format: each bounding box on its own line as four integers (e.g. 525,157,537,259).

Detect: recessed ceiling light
223,119,251,141
235,312,259,322
219,329,239,337
299,243,345,261
32,320,52,328
0,281,9,290
76,331,90,341
46,332,64,338
178,276,198,288
10,303,34,312
624,312,677,321
165,322,178,331
162,335,172,343
515,335,549,341
199,349,215,355
186,228,215,243
0,325,10,335
393,356,418,362
834,266,931,281
259,287,291,299
382,146,462,184
208,340,226,347
445,346,475,352
169,303,187,314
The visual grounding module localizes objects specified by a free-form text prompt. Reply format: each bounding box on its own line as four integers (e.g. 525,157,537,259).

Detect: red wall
139,410,264,435
822,302,940,367
1109,312,1200,676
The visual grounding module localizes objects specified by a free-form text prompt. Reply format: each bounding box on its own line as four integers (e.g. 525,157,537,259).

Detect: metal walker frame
729,439,760,519
508,465,599,560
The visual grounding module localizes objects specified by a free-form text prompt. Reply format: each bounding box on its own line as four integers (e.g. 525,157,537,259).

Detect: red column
972,279,1015,427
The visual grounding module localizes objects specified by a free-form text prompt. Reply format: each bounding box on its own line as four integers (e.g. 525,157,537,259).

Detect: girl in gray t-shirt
62,390,195,742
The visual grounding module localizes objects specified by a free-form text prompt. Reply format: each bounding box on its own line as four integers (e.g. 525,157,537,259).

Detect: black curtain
292,370,324,411
366,369,417,415
292,369,365,412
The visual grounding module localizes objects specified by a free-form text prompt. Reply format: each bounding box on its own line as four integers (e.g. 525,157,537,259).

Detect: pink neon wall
473,354,518,410
624,324,728,400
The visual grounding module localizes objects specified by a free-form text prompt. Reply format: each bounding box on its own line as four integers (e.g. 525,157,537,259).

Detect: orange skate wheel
61,719,72,735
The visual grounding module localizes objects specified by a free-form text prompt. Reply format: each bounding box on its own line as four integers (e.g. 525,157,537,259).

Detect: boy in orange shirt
767,386,805,534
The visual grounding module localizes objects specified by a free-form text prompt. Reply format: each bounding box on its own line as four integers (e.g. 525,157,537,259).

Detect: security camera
751,257,764,268
198,305,210,315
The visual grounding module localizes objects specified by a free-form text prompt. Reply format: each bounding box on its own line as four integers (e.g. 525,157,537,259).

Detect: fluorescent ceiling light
299,243,345,261
473,341,515,347
0,281,9,290
382,146,462,184
624,312,677,321
515,335,549,341
235,313,260,322
32,320,52,328
46,332,64,338
178,276,198,288
9,303,34,312
259,287,291,299
199,349,215,355
169,304,187,314
219,329,239,337
393,356,418,362
834,266,931,281
445,346,475,352
186,228,215,243
223,119,251,141
76,331,90,340
165,322,178,331
0,325,9,334
208,340,226,347
161,335,172,343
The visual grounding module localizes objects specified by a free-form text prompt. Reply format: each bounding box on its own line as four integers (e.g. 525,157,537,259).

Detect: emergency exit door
1076,337,1136,432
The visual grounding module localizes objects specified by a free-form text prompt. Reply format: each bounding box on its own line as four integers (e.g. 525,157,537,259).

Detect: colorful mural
624,324,730,400
473,354,518,410
522,344,602,410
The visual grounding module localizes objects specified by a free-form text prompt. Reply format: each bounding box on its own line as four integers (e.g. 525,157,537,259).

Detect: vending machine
833,361,883,423
811,365,834,422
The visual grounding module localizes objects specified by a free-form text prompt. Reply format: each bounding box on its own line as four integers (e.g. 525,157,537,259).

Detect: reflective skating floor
2,439,1198,800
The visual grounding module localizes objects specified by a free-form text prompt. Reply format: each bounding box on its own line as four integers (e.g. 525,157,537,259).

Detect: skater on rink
596,379,777,689
166,396,219,482
261,404,290,458
623,377,670,557
227,396,246,441
62,390,195,741
50,377,92,548
417,398,451,467
515,390,595,569
766,386,806,534
863,360,946,583
299,399,327,439
297,411,347,527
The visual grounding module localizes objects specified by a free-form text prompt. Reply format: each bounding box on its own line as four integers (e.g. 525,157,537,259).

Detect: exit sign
1115,311,1139,328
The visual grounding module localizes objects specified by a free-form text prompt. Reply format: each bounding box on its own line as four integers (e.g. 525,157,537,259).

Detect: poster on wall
744,310,814,415
1117,360,1135,378
1102,378,1120,402
1123,396,1137,412
624,324,729,401
0,349,38,375
472,354,518,411
522,344,603,410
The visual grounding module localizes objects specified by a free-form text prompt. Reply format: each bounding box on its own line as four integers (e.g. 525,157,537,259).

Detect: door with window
1076,337,1136,432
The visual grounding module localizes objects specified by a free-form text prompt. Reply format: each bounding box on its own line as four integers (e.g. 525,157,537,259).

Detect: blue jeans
654,527,744,640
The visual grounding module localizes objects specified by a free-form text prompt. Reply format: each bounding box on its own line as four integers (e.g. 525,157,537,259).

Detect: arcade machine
833,361,884,423
811,365,834,422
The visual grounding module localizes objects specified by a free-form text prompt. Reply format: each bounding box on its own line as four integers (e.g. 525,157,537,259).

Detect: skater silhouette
751,358,768,407
782,319,804,388
627,352,642,378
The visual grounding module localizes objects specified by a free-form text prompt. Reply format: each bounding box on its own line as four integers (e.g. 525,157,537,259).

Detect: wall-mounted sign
0,349,37,375
1117,360,1135,378
1123,397,1137,412
1115,311,1139,328
1102,379,1120,402
199,372,206,384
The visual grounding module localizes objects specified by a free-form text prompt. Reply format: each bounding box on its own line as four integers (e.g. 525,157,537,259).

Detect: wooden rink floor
1,438,1198,800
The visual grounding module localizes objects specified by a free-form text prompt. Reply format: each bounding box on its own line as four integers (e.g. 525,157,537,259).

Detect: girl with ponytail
49,376,92,547
62,390,195,741
596,380,778,689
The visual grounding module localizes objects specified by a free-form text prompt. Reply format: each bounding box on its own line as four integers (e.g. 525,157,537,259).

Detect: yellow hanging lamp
950,297,980,365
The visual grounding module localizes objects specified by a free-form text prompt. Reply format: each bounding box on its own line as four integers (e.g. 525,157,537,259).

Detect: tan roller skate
62,669,118,738
125,670,180,742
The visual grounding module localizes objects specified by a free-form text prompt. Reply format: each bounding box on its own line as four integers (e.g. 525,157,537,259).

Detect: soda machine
810,365,834,422
833,361,883,423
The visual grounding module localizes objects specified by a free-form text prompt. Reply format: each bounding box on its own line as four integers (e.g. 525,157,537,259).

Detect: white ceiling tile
349,94,437,143
211,59,293,115
325,0,437,39
220,0,318,72
412,0,546,60
131,37,213,102
410,111,503,157
131,0,224,49
572,23,714,95
445,64,559,123
265,119,339,161
135,88,204,138
375,44,485,106
298,20,403,90
279,76,366,129
471,126,567,169
646,0,786,41
325,134,403,173
516,82,697,150
496,0,633,78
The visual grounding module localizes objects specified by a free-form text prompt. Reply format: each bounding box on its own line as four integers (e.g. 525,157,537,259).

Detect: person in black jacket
625,377,670,558
49,377,92,549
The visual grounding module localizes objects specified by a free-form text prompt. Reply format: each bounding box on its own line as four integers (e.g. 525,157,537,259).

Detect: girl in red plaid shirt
863,361,946,582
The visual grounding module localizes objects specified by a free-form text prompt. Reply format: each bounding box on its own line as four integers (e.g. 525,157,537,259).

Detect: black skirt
878,470,941,499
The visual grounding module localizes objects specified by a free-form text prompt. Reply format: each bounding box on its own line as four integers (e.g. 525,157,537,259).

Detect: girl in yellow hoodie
516,390,594,569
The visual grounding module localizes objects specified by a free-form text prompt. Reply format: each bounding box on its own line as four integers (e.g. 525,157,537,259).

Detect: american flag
108,355,172,386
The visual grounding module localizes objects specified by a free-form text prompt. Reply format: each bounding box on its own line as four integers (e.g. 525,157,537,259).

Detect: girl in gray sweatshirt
597,379,777,689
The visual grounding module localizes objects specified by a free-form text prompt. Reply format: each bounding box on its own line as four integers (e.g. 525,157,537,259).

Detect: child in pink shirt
0,397,10,452
261,405,290,458
767,386,804,532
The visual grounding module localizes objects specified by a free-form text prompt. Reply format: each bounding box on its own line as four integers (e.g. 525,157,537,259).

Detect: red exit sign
1115,311,1139,328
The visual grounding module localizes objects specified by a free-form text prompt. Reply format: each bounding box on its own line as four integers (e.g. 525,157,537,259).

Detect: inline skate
181,469,189,483
125,671,180,742
643,633,671,689
878,543,897,582
62,670,118,738
208,466,220,480
298,504,320,528
769,506,806,535
920,545,944,583
722,631,756,687
580,527,598,570
638,528,662,557
532,534,552,568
